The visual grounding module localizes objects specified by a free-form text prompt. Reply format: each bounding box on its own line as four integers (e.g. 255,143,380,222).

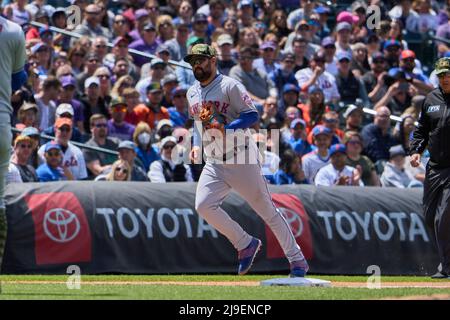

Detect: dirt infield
5,280,450,289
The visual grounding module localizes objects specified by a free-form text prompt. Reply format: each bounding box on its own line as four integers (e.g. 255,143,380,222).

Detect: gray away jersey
187,74,261,163
0,17,27,114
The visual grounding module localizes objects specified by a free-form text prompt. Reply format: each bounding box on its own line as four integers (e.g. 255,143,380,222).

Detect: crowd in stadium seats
3,0,447,186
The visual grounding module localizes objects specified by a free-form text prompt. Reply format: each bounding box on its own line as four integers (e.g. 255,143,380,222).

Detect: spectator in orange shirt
133,82,170,130
298,86,330,135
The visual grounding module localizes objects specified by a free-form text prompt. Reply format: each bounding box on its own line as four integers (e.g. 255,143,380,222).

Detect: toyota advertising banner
1,182,439,275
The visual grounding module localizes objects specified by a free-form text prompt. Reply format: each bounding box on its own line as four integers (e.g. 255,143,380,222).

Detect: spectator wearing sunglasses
83,114,120,179
36,142,74,182
168,87,189,128
148,136,192,183
7,134,38,183
96,159,131,181
107,97,136,141
38,118,87,181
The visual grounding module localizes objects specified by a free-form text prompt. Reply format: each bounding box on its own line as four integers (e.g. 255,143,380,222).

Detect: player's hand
410,153,421,168
190,146,201,163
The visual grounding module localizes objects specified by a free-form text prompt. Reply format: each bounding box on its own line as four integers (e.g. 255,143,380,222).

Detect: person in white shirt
148,136,193,183
302,125,332,183
38,118,88,180
295,51,340,105
315,143,363,186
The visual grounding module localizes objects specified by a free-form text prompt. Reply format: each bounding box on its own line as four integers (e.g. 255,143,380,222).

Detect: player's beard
194,63,212,82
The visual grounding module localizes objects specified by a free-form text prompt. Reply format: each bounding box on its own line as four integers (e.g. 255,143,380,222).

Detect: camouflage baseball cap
435,57,450,75
183,44,217,64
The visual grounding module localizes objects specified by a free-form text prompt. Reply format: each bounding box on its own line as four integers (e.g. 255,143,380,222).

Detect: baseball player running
0,16,28,269
185,44,309,276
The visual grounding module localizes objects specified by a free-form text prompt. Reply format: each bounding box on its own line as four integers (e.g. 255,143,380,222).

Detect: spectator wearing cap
25,9,50,41
57,75,84,133
286,0,315,31
269,53,298,97
388,0,420,33
168,87,189,127
361,105,399,168
34,75,60,131
285,20,320,59
278,84,300,118
350,42,371,78
253,41,280,76
362,52,389,104
335,51,370,106
298,86,330,135
380,144,422,188
31,42,52,76
301,125,332,184
137,58,167,101
288,118,312,157
42,103,84,143
38,118,87,180
335,22,353,56
321,36,338,76
399,50,433,95
51,7,71,51
20,127,41,169
191,13,211,44
148,136,193,183
81,75,110,133
316,111,343,146
374,67,419,116
122,88,143,126
344,131,380,186
74,4,112,43
107,97,136,142
160,73,179,108
216,34,237,76
36,142,73,182
83,114,120,178
76,52,101,92
115,140,149,181
272,149,307,185
164,22,190,62
129,22,161,67
295,52,340,106
127,9,150,43
237,0,255,28
229,46,276,107
134,82,170,130
281,106,301,141
15,103,39,131
383,39,402,69
8,134,39,183
155,44,174,73
172,1,193,27
343,104,364,133
315,144,363,186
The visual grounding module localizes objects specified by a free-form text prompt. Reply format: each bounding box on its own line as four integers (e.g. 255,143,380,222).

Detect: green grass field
1,275,450,300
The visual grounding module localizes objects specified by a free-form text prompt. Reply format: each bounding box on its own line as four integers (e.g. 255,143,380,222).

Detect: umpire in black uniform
410,57,450,279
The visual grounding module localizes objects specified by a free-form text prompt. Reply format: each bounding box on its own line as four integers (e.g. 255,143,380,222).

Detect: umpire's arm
409,101,430,167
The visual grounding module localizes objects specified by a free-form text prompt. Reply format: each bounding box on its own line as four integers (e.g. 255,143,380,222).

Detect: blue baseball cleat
238,237,262,275
289,259,309,277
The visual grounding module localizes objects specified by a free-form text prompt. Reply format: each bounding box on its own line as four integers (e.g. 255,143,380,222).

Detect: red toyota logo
26,192,92,265
265,194,313,260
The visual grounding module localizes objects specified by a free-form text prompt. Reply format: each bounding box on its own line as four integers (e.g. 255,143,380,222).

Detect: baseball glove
199,102,226,132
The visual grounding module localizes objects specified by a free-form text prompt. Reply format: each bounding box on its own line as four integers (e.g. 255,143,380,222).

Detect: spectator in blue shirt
168,87,189,127
133,121,160,172
273,149,308,185
36,142,73,182
269,52,298,97
288,118,312,157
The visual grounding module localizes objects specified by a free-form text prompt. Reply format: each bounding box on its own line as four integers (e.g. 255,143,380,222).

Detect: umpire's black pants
423,165,450,274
